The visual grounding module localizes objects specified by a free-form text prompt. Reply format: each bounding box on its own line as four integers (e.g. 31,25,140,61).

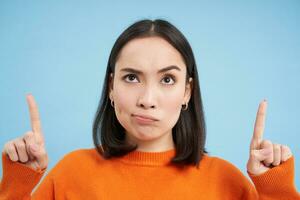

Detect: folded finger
14,138,29,163
250,148,272,162
31,147,48,170
281,145,292,162
261,140,273,166
272,143,281,166
23,131,36,160
4,142,18,162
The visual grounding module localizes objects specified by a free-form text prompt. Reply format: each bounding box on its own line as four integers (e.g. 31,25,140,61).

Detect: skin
247,100,293,175
3,94,48,171
109,36,192,152
2,38,293,176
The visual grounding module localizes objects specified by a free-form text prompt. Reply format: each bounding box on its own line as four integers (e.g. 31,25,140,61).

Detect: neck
125,130,175,152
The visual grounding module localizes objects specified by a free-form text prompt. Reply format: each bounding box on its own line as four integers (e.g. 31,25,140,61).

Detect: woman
1,19,299,199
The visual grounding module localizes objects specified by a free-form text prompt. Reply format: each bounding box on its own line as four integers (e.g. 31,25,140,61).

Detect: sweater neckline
118,148,176,166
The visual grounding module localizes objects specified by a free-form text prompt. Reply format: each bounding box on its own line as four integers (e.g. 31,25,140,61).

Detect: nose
137,86,157,109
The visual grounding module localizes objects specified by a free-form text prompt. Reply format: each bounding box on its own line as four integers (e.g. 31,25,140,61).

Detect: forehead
115,36,186,73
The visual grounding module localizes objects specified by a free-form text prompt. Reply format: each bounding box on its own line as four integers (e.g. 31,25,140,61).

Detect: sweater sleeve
0,152,54,200
248,156,300,200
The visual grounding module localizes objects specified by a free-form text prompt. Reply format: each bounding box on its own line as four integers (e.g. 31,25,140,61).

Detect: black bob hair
93,18,207,168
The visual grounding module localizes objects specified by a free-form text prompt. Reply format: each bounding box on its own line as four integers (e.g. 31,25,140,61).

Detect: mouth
132,114,159,123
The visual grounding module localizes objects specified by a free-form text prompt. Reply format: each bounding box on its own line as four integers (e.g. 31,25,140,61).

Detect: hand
247,100,293,176
2,94,48,171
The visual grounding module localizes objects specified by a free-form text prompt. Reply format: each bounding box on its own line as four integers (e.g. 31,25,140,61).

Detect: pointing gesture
27,94,44,143
247,100,293,175
2,94,48,171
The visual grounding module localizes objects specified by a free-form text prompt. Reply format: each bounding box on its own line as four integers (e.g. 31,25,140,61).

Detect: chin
132,130,160,141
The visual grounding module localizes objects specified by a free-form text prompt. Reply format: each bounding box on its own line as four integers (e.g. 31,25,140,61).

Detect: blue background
1,0,299,191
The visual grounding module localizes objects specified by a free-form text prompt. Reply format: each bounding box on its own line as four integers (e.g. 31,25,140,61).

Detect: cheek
169,93,183,107
163,86,185,111
113,85,136,127
161,89,184,125
114,86,133,110
114,86,132,109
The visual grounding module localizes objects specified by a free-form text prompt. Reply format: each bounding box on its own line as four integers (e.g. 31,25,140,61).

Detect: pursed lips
132,114,159,121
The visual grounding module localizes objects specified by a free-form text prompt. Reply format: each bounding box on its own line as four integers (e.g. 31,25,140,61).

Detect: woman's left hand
246,100,293,176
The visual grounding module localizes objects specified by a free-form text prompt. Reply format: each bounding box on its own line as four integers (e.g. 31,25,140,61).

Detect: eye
161,75,176,85
122,73,176,85
123,74,139,83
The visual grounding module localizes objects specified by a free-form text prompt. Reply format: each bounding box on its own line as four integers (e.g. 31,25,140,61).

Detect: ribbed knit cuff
1,152,47,198
248,156,299,197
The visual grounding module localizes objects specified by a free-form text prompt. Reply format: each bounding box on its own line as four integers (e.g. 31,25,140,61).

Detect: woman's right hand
2,94,48,171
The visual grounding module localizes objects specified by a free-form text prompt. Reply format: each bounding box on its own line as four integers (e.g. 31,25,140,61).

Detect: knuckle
5,145,16,155
264,140,272,145
15,140,26,150
283,145,291,152
281,146,287,153
3,142,10,153
273,144,280,150
265,156,273,162
261,139,272,147
273,144,281,151
24,131,34,140
5,146,18,161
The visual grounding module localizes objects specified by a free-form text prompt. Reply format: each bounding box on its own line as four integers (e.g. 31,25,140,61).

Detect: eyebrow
120,65,181,75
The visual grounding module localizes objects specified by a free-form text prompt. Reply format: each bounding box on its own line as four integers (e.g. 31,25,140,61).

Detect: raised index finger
250,100,268,149
26,94,43,135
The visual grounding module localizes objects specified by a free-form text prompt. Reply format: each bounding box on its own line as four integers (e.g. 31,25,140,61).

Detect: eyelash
122,73,177,85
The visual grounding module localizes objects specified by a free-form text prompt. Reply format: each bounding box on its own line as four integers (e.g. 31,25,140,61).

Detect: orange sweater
0,148,299,200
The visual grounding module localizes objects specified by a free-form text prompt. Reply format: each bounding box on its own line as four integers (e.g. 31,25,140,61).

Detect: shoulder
204,154,246,178
59,148,101,163
57,147,108,167
47,148,104,176
203,154,255,189
205,155,242,173
197,154,258,198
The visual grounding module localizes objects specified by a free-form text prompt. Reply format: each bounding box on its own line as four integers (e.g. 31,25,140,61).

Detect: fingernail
31,144,39,152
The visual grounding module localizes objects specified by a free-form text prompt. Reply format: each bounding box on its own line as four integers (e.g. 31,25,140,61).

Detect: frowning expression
109,36,192,147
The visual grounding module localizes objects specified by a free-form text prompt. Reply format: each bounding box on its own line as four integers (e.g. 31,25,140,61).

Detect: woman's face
109,36,192,152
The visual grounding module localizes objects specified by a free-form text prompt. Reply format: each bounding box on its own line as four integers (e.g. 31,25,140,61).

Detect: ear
183,77,193,104
109,73,114,100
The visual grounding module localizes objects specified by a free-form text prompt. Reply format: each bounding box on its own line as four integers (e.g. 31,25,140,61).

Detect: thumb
30,143,39,152
250,148,272,162
30,144,48,170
